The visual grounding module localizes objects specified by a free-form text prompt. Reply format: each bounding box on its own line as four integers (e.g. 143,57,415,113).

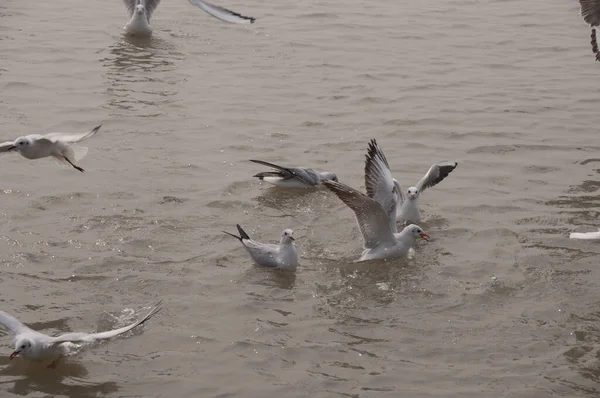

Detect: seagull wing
123,0,137,18
49,302,161,345
250,159,318,186
415,161,458,194
580,0,600,26
0,311,34,336
364,139,400,232
188,0,255,24
324,180,395,249
43,125,101,144
0,140,16,154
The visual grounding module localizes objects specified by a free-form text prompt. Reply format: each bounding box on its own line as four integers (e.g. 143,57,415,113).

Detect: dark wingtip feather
592,28,600,61
236,224,251,240
223,230,242,241
436,162,458,183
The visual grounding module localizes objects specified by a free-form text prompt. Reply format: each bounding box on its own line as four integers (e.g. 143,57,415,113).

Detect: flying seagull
0,125,101,172
0,302,161,368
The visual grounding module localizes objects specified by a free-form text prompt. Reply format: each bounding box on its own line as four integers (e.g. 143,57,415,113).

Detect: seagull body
250,159,338,189
0,303,161,365
363,140,457,224
0,125,101,172
122,0,255,37
570,229,600,240
223,224,298,270
323,180,430,262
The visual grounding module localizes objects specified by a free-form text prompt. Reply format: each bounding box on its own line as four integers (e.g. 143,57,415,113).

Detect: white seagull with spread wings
0,302,161,367
123,0,255,36
323,179,430,262
0,124,101,172
363,140,457,224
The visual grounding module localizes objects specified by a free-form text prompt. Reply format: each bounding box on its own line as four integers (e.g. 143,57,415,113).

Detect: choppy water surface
1,0,600,396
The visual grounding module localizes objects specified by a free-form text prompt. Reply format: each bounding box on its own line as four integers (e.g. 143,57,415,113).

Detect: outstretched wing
43,125,102,144
123,0,136,18
415,161,458,193
323,181,395,249
0,141,16,155
364,139,399,233
49,302,162,345
580,0,600,26
188,0,255,24
0,311,33,336
250,160,319,186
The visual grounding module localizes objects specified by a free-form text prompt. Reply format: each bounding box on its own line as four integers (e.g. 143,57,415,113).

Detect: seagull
570,228,600,239
363,140,457,224
579,0,600,61
123,0,255,37
250,159,338,189
223,224,299,270
0,125,101,172
323,180,430,262
0,302,161,368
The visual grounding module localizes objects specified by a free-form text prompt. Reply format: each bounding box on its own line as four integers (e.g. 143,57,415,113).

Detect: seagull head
10,339,32,360
11,137,30,151
407,224,429,241
281,229,295,244
135,0,146,15
407,186,419,200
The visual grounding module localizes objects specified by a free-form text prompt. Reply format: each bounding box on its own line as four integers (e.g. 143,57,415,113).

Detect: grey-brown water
1,0,600,396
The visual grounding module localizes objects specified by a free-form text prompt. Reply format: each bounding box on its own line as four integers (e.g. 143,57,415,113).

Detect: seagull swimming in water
578,0,600,61
363,139,457,224
0,302,161,368
323,180,430,262
0,124,101,172
223,224,299,270
123,0,256,36
250,159,338,189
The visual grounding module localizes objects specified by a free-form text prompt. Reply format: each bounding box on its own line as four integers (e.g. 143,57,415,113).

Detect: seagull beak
7,145,16,151
419,233,430,241
9,350,20,360
289,236,295,241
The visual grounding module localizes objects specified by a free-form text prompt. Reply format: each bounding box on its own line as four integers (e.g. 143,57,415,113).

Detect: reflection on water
242,265,297,290
100,36,185,114
0,358,119,397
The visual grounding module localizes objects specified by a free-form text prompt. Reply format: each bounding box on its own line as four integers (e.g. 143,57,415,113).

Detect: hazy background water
1,0,600,396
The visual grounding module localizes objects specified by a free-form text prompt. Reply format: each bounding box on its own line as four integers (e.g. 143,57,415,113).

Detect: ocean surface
1,0,600,396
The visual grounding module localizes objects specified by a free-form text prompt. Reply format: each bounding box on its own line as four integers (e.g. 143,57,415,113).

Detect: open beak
9,350,20,360
419,233,430,241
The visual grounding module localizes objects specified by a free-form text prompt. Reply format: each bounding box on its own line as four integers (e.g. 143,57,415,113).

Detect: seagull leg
63,156,84,173
47,355,64,369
